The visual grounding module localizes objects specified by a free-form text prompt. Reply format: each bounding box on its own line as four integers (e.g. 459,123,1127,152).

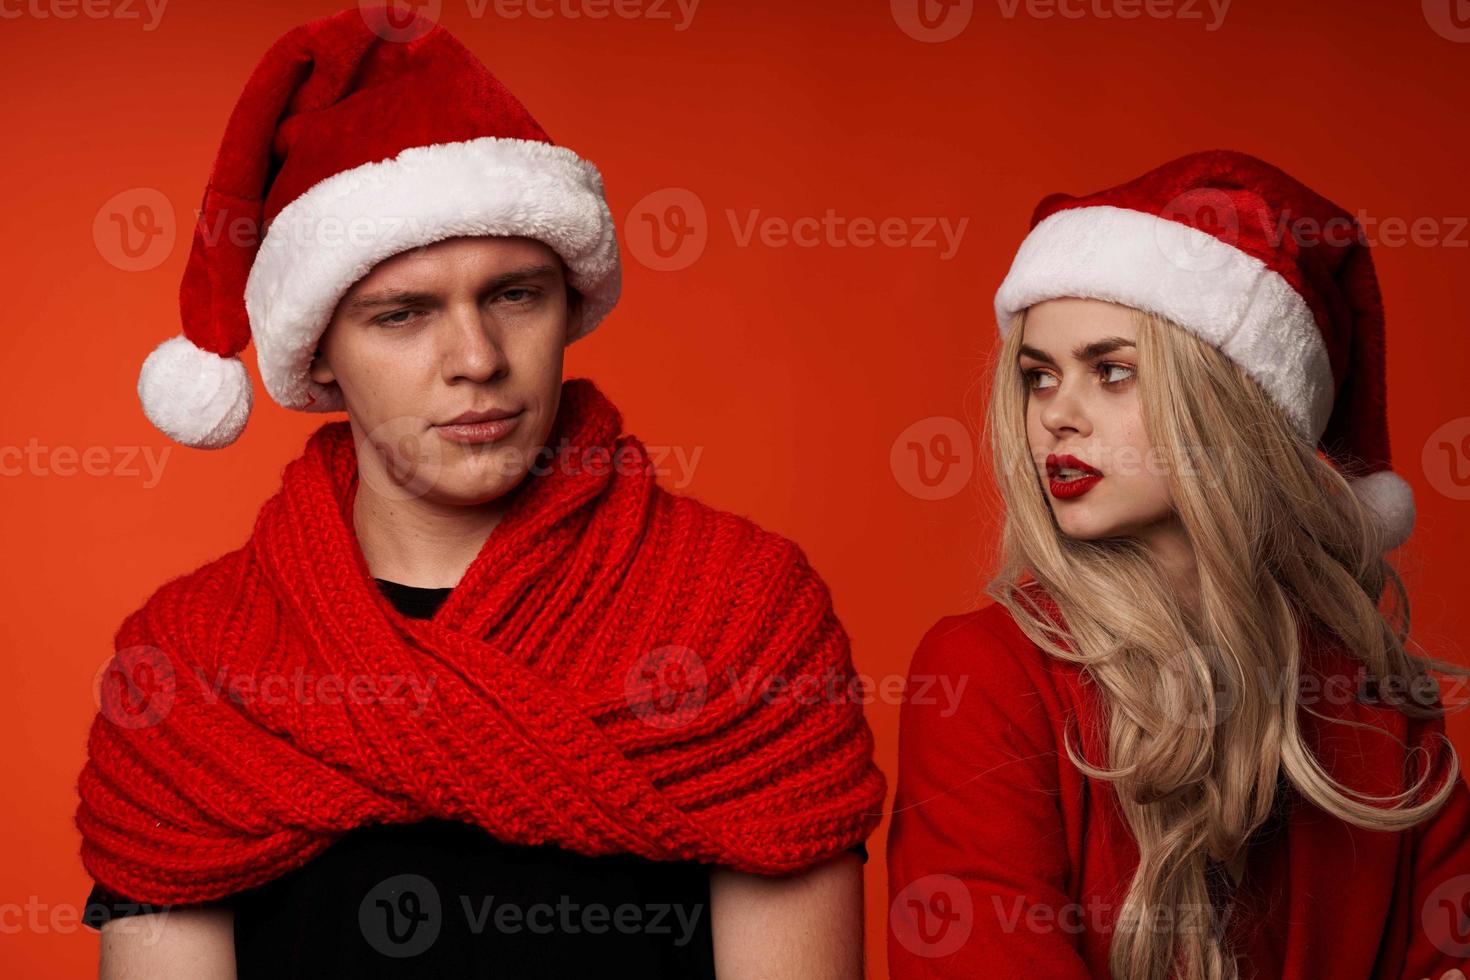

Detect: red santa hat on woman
137,4,619,450
994,149,1416,550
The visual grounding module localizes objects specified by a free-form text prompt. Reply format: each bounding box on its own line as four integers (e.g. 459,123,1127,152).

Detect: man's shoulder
646,489,840,624
122,546,251,623
656,486,812,567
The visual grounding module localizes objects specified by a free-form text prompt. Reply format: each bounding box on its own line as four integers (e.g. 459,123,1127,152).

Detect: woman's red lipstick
1046,453,1103,499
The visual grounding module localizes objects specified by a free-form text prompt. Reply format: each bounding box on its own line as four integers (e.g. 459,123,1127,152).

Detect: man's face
309,235,578,507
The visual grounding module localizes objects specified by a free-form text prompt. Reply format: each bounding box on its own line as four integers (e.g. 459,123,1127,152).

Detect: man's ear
308,345,335,386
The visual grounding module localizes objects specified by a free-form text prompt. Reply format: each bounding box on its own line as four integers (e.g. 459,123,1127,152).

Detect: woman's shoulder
913,592,1084,686
904,594,1090,736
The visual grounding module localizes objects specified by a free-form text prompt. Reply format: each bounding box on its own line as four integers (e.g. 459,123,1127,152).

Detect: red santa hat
137,4,619,450
994,149,1415,551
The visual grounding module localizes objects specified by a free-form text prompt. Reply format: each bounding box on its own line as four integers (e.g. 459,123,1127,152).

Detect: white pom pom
1349,469,1416,551
137,334,252,449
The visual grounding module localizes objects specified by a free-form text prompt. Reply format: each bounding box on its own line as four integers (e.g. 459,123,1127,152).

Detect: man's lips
440,407,522,425
433,408,525,445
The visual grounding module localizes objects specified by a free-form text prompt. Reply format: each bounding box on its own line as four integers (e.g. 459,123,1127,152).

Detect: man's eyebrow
343,264,563,313
1018,336,1137,364
343,289,434,313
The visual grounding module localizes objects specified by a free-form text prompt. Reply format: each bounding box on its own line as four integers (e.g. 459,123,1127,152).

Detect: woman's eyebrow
1018,336,1137,364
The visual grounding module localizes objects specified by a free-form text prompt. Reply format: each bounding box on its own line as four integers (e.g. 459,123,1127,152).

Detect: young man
78,7,885,977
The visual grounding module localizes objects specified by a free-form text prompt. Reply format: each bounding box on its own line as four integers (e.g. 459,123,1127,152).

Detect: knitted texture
76,377,886,903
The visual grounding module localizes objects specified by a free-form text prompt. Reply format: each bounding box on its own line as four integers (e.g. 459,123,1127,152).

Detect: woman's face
309,235,576,507
1017,297,1175,541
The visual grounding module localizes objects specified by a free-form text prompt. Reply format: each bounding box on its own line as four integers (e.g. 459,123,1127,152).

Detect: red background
3,1,1468,974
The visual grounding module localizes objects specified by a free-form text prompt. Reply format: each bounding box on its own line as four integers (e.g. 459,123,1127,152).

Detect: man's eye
375,310,419,326
498,288,536,303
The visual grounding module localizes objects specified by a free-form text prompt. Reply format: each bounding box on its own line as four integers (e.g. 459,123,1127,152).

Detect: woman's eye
1024,369,1057,391
1100,362,1136,384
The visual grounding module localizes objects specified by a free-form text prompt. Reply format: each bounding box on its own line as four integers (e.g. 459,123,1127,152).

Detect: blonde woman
887,150,1470,979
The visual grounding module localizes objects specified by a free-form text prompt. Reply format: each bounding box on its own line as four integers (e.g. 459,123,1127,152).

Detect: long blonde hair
983,305,1466,980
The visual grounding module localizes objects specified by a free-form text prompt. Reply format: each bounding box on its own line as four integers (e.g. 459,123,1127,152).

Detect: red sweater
887,600,1470,979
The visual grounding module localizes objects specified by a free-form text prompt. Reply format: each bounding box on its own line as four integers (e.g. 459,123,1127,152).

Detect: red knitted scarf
76,378,886,903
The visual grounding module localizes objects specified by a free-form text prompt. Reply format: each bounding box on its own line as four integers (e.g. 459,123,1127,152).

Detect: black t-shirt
84,578,868,977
